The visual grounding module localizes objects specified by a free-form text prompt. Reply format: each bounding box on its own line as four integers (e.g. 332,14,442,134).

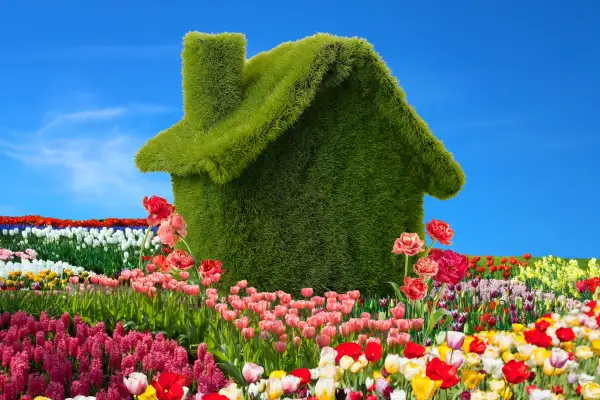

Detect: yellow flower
219,383,243,400
562,341,573,352
269,370,286,379
501,351,515,363
533,348,550,366
591,340,600,356
501,386,513,399
266,378,284,400
437,344,451,363
401,362,425,381
471,390,501,400
411,375,441,400
461,369,485,390
350,361,364,374
488,379,505,393
512,324,525,333
339,355,354,370
465,352,481,366
138,385,157,400
516,344,534,361
315,378,335,400
463,336,475,354
384,354,400,374
576,346,594,360
582,382,600,399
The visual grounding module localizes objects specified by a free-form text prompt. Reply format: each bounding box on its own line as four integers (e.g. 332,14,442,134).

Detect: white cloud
0,103,174,214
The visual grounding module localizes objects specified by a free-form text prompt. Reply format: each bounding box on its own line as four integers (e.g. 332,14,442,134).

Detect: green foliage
135,33,465,295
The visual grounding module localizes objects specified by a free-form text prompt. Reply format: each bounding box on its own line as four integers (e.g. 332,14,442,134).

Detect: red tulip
524,330,552,348
468,337,487,354
334,342,363,363
555,327,576,342
502,360,530,384
425,358,460,389
365,341,382,362
404,342,426,359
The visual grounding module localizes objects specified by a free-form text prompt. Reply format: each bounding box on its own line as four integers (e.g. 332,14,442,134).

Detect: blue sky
0,0,598,258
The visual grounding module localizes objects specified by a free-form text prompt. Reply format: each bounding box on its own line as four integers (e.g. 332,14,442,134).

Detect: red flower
404,342,426,359
425,219,454,245
199,259,224,278
577,280,589,293
349,392,364,400
166,250,195,270
430,250,469,285
524,253,531,260
555,327,575,342
400,277,428,301
469,337,487,354
290,368,312,385
502,360,530,384
201,395,230,400
365,341,383,362
143,195,174,226
524,330,552,348
151,372,186,400
587,277,600,294
334,342,363,363
534,320,550,332
425,358,460,389
552,386,564,395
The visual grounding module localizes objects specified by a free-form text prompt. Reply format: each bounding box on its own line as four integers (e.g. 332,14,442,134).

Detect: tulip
242,363,264,383
446,331,466,350
549,348,569,369
282,375,301,394
219,383,243,400
411,375,441,400
124,372,148,395
315,378,335,400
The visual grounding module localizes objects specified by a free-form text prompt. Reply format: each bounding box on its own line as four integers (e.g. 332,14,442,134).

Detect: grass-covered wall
136,32,465,295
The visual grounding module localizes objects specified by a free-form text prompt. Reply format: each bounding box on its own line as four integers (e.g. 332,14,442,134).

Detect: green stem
404,254,410,278
178,235,203,286
424,239,436,257
138,226,151,272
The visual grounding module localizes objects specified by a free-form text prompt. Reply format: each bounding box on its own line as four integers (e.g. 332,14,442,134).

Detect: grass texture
136,32,465,295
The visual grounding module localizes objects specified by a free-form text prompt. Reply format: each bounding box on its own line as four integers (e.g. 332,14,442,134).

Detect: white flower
529,389,552,400
578,373,595,385
390,390,407,400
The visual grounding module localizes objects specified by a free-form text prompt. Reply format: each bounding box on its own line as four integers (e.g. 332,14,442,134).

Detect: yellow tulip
516,344,534,361
315,378,336,400
512,323,525,333
138,385,157,400
562,342,573,352
463,336,474,354
488,379,505,393
591,340,600,356
576,346,594,360
266,378,284,400
461,369,485,390
437,344,451,363
465,352,482,366
411,375,442,400
582,382,600,399
339,355,354,370
350,361,364,374
533,348,550,366
501,351,515,363
402,362,425,381
269,370,287,379
384,354,400,374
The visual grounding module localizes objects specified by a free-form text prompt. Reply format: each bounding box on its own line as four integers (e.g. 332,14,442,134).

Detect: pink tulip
69,276,79,285
301,288,314,298
550,348,569,368
179,271,190,281
234,317,249,330
391,304,406,319
242,362,264,383
302,326,316,339
411,318,424,331
282,375,301,393
202,278,212,287
237,280,248,289
124,372,148,395
446,331,466,350
146,264,156,273
206,298,217,308
293,336,301,348
395,319,411,332
274,341,287,353
316,335,331,348
242,328,255,340
211,273,221,283
230,285,240,295
397,333,411,345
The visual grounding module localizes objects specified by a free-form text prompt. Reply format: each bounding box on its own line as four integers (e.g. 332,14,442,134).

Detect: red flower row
0,215,148,228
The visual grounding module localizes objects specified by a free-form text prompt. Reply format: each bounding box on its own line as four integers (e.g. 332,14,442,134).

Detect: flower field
1,197,599,400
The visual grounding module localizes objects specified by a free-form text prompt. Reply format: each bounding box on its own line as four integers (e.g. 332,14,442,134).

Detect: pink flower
0,249,13,261
301,288,313,297
166,250,195,271
274,341,287,353
69,276,79,285
237,280,248,289
316,335,331,348
391,304,406,319
414,257,439,278
425,219,454,245
158,222,179,247
282,375,301,393
550,348,569,368
430,250,468,285
446,331,466,350
123,372,148,395
393,233,425,256
179,271,190,281
242,328,255,339
242,362,264,383
168,213,187,237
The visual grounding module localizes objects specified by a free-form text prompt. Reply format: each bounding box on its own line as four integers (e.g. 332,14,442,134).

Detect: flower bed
0,311,228,400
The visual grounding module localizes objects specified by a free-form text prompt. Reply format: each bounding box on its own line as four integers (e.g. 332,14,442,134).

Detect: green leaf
218,362,245,385
388,281,405,301
426,308,454,335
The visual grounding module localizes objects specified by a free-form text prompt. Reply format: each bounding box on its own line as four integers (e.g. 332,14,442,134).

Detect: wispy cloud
0,102,174,214
6,45,180,62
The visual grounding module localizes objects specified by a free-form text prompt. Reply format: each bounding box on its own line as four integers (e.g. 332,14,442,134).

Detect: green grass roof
135,32,465,199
